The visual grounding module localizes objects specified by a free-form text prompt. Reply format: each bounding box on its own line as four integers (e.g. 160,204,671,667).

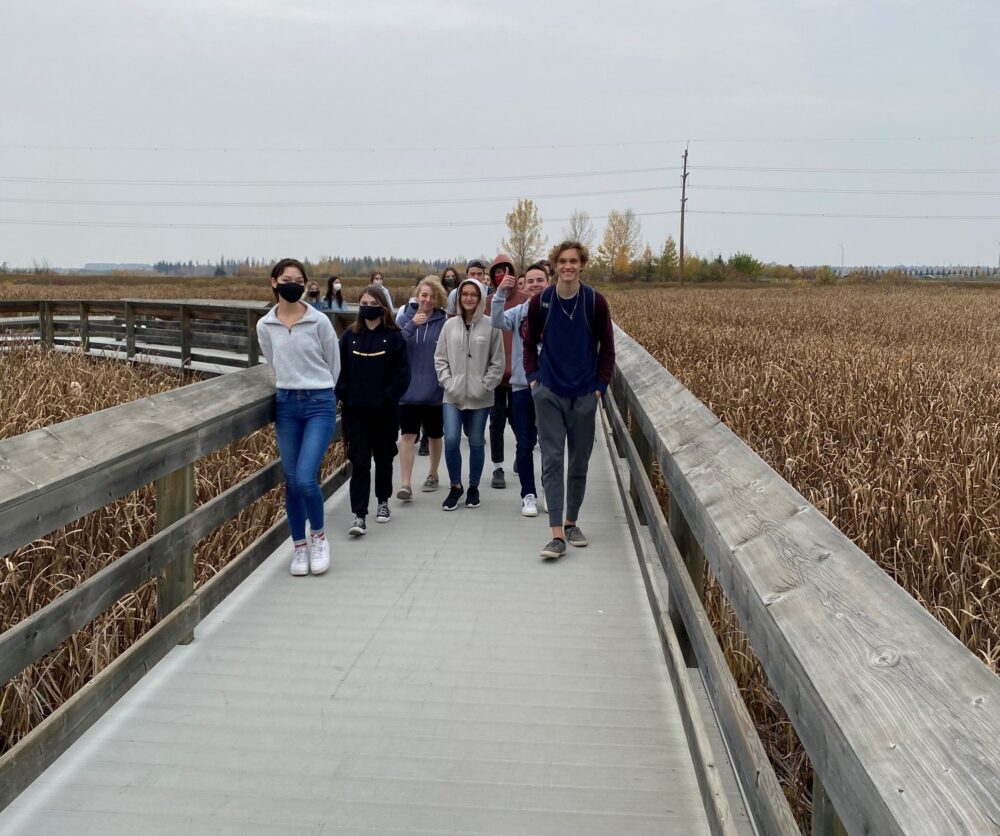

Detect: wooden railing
0,364,348,810
604,325,1000,836
0,299,355,375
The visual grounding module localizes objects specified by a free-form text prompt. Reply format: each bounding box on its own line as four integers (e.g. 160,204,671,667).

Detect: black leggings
343,406,399,516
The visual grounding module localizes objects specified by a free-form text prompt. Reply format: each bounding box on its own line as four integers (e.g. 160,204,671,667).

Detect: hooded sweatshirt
434,279,505,410
256,303,340,390
490,289,531,390
487,254,528,386
398,304,447,405
334,321,410,410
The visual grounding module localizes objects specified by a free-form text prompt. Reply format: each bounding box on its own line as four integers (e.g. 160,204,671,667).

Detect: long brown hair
350,284,400,334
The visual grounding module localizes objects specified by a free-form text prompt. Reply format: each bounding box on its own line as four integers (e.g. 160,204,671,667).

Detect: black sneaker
540,538,566,559
349,516,367,536
376,502,391,524
442,485,463,511
490,468,506,489
418,437,429,456
465,486,481,508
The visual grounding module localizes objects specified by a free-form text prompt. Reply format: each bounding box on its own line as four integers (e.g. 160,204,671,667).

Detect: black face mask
360,305,383,321
307,290,319,298
276,282,305,303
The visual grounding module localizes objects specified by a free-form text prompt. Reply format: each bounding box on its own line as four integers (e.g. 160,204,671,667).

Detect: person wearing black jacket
335,286,410,536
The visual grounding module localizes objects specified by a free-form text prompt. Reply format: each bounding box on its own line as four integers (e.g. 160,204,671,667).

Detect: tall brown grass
0,343,342,755
607,283,1000,828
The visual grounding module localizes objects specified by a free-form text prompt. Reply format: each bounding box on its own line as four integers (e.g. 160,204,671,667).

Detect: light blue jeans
274,388,336,542
442,404,489,488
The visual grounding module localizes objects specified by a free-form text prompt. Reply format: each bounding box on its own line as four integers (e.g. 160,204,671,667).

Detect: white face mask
333,283,342,291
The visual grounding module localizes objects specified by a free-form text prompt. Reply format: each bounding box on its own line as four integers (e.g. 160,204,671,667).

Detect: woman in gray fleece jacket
433,279,504,511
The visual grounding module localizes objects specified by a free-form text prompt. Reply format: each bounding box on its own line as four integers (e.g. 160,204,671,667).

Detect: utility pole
679,143,689,282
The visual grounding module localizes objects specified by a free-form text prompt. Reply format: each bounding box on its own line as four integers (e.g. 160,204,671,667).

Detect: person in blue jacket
396,276,448,499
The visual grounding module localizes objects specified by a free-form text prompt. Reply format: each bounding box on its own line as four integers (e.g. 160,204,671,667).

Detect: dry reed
607,283,1000,829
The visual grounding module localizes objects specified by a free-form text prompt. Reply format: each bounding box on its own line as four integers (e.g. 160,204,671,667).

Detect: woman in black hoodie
335,285,410,536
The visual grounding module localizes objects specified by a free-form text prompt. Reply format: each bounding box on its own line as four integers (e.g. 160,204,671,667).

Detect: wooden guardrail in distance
0,364,348,811
0,300,355,375
607,325,1000,836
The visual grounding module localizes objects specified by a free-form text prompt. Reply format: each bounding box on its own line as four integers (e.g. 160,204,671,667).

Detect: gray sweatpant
532,382,599,528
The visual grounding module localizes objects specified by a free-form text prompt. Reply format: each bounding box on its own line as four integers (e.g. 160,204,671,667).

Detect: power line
696,165,1000,175
0,135,996,154
0,185,679,210
692,184,1000,196
2,208,998,231
0,166,680,188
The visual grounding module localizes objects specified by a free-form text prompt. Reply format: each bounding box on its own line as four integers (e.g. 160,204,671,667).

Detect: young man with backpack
523,241,615,560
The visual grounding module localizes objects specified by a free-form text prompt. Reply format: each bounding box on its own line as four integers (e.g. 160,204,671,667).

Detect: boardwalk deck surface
1,430,713,835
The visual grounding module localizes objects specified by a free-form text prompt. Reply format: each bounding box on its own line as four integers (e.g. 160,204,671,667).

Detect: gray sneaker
397,485,413,501
491,467,506,489
421,474,439,492
540,538,566,560
564,525,588,547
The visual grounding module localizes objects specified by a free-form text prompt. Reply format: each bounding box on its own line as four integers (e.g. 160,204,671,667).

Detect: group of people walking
256,241,615,575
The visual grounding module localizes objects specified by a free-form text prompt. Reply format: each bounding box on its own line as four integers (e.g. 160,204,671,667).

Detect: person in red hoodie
486,254,527,489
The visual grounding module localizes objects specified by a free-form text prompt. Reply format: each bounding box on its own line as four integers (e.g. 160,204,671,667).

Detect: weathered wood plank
612,325,1000,835
600,407,740,836
155,464,195,643
604,388,799,836
0,364,276,557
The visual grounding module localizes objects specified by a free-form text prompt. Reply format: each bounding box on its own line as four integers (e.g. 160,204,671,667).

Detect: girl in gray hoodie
433,279,504,511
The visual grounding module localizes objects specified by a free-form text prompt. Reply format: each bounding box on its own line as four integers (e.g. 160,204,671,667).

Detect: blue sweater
398,306,447,405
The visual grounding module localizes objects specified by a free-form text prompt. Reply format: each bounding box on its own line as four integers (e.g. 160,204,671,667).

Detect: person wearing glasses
446,260,488,316
434,278,505,511
256,258,340,577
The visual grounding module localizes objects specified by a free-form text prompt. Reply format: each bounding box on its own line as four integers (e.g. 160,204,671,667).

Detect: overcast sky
1,0,998,269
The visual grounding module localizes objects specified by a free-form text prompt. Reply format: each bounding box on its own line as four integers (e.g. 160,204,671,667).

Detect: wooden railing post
668,494,706,667
38,301,54,347
246,310,261,367
124,302,136,360
179,304,192,378
78,302,90,352
629,418,652,526
155,463,195,644
812,774,848,836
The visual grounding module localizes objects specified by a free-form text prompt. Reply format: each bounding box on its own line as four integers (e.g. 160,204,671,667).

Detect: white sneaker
538,487,548,513
309,534,330,574
289,545,309,576
521,494,538,517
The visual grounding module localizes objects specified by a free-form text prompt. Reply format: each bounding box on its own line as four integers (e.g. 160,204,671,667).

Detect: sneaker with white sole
521,494,538,517
564,525,588,547
376,502,391,523
538,483,548,513
349,516,367,536
289,545,309,576
397,485,412,501
442,484,463,511
540,538,566,560
465,486,481,508
309,534,330,574
422,474,439,492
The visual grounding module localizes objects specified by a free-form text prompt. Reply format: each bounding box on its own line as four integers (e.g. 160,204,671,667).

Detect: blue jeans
442,404,489,488
511,388,537,498
274,388,337,542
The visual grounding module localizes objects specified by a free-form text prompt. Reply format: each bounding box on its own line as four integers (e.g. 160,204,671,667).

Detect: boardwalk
0,428,721,835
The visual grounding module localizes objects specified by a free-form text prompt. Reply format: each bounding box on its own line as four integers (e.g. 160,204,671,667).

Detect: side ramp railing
0,364,348,810
603,325,1000,836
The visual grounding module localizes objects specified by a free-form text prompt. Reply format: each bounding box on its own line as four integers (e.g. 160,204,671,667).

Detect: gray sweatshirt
435,280,504,410
490,289,530,390
256,303,340,390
